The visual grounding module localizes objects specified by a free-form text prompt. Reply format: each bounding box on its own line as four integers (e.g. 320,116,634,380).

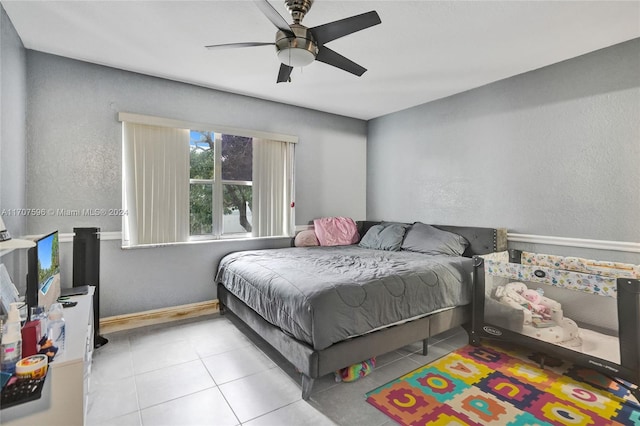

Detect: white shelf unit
2,287,95,425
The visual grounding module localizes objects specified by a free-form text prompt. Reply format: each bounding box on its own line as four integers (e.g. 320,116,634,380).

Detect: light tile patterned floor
87,314,468,426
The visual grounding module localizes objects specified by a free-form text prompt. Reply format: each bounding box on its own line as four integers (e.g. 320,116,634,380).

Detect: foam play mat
366,343,640,425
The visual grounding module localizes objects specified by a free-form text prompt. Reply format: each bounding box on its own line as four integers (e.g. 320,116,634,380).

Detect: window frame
188,130,255,239
119,112,297,246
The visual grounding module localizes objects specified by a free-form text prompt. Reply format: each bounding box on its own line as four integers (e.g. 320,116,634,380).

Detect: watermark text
1,208,128,217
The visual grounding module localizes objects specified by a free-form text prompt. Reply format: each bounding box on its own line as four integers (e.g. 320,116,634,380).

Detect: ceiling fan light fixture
277,47,315,67
275,25,317,68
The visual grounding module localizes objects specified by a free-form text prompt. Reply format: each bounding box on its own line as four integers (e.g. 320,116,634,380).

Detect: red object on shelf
21,320,42,357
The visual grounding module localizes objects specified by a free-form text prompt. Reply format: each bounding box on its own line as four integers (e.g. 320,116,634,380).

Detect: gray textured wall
24,52,367,316
367,38,640,263
0,5,28,287
25,52,367,234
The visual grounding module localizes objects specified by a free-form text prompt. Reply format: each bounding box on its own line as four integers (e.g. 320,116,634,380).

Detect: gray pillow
401,222,469,256
359,222,409,251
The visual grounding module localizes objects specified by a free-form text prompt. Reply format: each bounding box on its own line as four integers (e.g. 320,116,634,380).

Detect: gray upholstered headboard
356,221,507,257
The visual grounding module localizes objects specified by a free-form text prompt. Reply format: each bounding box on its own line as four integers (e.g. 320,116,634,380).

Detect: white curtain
252,138,295,237
122,122,190,246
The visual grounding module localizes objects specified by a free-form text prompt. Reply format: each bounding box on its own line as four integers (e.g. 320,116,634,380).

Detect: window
189,131,254,237
120,113,295,246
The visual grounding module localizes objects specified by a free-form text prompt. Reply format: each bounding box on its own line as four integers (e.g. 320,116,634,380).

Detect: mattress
216,245,474,350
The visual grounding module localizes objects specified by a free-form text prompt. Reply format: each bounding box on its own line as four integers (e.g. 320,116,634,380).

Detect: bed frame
217,222,507,399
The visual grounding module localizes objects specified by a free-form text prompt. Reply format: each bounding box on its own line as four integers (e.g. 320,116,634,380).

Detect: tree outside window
189,131,253,236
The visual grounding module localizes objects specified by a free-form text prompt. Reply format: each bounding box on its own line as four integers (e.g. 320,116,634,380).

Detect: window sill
120,234,292,250
57,230,300,248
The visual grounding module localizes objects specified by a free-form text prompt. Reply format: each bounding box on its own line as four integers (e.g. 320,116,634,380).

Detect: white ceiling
2,1,639,120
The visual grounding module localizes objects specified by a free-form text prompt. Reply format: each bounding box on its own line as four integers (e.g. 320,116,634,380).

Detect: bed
216,221,507,399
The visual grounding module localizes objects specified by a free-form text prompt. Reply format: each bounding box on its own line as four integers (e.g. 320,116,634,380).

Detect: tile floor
86,313,470,426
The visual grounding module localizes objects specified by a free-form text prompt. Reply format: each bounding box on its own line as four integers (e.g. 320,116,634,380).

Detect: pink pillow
294,230,319,247
313,217,359,246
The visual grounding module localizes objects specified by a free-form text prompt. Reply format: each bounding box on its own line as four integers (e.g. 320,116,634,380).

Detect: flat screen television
26,231,61,314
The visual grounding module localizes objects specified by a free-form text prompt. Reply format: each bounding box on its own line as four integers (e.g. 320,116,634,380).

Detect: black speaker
73,227,108,348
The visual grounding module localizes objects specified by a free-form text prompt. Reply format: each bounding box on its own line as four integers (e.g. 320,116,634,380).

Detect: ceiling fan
205,0,382,83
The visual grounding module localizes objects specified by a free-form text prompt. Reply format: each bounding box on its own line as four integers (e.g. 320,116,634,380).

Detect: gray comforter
216,245,474,350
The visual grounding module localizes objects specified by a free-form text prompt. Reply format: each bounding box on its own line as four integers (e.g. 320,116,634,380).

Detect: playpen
471,249,640,400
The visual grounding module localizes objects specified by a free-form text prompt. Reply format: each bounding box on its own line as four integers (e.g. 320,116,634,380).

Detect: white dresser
2,287,94,425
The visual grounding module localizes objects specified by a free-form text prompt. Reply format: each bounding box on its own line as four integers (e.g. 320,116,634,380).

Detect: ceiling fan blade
315,46,367,77
255,0,294,37
277,64,293,83
205,42,275,50
310,11,381,45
